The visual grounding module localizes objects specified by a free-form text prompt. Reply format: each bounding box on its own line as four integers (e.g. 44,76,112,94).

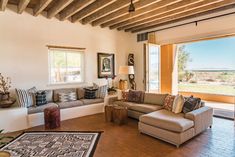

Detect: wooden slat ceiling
2,0,235,33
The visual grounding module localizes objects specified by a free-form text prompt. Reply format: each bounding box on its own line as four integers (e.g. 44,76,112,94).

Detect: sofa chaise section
139,106,213,147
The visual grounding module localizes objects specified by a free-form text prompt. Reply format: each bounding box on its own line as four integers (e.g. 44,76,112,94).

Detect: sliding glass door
144,43,160,93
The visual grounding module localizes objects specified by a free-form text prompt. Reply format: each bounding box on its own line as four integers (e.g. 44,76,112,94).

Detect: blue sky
181,36,235,70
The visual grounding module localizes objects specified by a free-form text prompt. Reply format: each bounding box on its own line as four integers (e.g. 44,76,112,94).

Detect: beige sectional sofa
107,93,213,147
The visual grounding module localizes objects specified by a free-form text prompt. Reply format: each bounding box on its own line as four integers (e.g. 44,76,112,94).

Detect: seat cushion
140,110,194,133
129,104,163,113
57,100,83,109
28,103,58,114
81,99,104,105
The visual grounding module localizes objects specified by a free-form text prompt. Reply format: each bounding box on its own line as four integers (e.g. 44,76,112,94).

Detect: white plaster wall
0,6,136,93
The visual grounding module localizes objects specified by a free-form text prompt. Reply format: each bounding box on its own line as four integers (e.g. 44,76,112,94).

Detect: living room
0,0,235,157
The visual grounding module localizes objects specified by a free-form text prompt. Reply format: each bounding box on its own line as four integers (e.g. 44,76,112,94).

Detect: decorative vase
0,93,15,108
119,80,128,90
0,151,11,157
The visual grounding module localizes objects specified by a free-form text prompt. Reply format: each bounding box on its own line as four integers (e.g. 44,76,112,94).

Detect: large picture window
177,37,235,96
48,48,85,84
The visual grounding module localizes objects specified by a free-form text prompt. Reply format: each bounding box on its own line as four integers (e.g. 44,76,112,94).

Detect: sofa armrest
104,96,118,106
185,106,213,135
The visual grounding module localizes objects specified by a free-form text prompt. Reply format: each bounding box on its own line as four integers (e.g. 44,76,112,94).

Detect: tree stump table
105,105,115,122
44,107,60,129
113,106,128,125
105,105,128,125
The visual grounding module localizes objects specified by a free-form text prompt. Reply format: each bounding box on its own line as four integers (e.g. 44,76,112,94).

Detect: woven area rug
0,131,102,157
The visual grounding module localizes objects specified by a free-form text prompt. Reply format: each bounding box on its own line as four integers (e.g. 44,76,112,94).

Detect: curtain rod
145,11,235,34
47,45,86,50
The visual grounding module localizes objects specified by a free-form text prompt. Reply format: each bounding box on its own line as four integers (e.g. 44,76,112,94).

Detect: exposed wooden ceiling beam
0,0,8,11
81,0,131,24
47,0,74,19
60,0,94,21
71,0,116,23
130,0,235,33
142,4,235,33
18,0,30,14
100,0,180,28
91,0,163,26
116,0,216,31
34,0,53,16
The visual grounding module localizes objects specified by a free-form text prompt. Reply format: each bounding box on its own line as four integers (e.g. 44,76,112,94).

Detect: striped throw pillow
93,83,108,98
15,87,37,108
58,92,77,102
84,88,97,99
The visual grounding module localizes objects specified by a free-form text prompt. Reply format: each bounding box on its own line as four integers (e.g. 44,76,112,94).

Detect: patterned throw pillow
163,95,176,111
127,90,145,103
58,92,77,102
93,83,108,98
182,96,201,113
122,91,129,101
15,87,37,108
35,91,47,106
84,88,98,99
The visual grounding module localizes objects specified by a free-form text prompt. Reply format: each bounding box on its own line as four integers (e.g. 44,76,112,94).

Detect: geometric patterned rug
0,131,102,157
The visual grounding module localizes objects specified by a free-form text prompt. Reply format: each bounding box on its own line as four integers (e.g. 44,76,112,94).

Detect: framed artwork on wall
97,53,115,78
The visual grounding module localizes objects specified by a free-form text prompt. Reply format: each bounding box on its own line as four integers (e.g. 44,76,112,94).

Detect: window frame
48,47,85,85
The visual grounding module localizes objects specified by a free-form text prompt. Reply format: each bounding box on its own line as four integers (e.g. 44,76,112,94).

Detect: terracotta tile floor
7,113,235,157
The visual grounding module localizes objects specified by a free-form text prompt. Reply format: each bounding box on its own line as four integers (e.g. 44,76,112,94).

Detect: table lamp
118,66,134,90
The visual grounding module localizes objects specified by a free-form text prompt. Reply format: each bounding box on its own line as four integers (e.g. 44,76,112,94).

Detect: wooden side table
105,105,114,122
105,105,128,125
113,106,128,125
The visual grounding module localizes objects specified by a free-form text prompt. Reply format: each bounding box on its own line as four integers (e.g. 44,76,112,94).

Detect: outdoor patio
205,101,234,120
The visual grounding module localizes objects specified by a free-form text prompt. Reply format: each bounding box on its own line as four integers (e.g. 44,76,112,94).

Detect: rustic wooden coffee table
105,105,128,125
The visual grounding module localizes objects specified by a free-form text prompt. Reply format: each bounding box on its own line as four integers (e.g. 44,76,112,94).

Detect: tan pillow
172,95,185,113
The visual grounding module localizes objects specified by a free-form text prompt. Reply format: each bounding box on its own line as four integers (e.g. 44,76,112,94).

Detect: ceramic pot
0,93,10,101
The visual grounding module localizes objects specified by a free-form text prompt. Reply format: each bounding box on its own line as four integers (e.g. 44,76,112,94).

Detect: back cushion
144,93,168,105
53,88,76,102
77,88,85,99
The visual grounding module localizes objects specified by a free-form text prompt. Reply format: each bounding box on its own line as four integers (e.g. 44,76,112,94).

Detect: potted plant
0,129,13,157
0,73,11,100
0,73,15,108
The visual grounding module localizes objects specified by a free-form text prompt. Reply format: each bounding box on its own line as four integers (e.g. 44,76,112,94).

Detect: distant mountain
186,68,235,72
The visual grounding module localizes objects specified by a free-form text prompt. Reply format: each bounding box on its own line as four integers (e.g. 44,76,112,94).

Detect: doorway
144,43,160,93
